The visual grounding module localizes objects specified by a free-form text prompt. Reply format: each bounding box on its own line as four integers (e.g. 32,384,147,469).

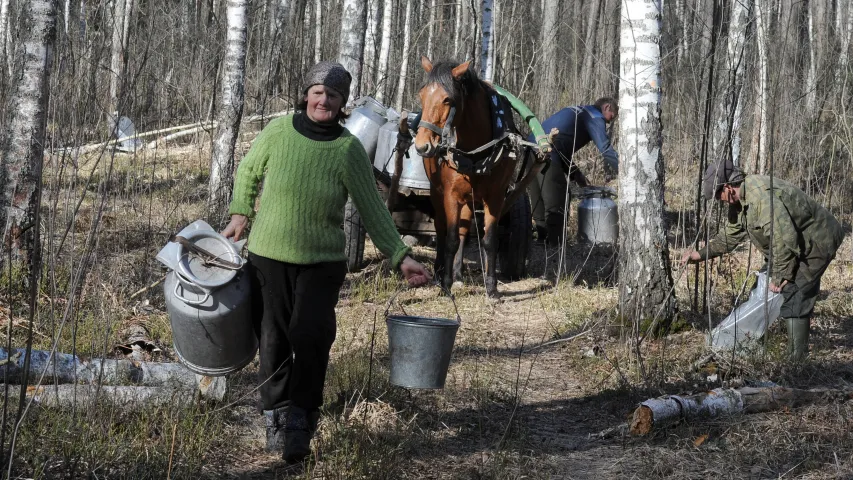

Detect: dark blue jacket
532,105,619,174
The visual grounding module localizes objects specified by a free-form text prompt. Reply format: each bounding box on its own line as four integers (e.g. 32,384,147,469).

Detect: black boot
283,406,319,464
263,407,288,452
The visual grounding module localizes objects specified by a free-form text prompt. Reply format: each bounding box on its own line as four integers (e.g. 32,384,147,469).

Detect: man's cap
702,158,745,199
302,61,352,103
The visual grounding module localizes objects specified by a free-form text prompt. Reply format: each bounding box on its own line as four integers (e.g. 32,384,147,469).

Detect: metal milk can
577,186,619,245
157,221,257,377
373,120,431,190
344,96,390,159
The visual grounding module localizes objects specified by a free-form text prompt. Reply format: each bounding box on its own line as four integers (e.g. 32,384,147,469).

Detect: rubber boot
283,406,317,464
785,317,811,362
545,217,564,248
263,407,288,452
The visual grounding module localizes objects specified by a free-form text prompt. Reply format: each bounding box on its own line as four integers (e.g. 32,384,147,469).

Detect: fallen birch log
54,110,292,155
0,348,225,401
5,384,199,408
630,386,851,435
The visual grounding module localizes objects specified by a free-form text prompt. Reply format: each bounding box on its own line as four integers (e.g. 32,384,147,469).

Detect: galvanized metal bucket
385,288,461,389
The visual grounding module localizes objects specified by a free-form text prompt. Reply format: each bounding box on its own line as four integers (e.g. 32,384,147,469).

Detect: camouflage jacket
698,175,844,283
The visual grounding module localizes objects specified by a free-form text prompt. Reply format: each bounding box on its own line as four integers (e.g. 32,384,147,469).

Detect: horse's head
414,57,474,158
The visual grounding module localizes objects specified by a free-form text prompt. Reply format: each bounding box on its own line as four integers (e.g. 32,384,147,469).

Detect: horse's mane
424,60,481,104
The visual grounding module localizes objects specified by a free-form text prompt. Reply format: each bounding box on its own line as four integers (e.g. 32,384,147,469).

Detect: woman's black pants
248,253,347,411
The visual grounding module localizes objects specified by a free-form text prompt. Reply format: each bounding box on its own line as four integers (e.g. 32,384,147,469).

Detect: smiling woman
219,61,432,465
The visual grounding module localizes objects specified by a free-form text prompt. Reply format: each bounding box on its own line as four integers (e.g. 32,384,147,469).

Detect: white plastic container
710,272,783,349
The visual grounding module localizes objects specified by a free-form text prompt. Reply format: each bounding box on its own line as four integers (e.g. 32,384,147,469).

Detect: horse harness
419,85,527,177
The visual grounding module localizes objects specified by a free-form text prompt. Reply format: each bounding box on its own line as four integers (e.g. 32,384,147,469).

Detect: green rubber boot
785,317,811,362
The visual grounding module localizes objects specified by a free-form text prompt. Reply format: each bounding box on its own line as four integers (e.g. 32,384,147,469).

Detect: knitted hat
302,61,352,103
702,158,746,199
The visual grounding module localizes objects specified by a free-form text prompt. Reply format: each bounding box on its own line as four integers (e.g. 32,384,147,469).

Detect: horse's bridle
417,100,458,156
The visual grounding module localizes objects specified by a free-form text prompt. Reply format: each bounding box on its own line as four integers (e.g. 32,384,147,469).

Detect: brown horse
414,57,518,298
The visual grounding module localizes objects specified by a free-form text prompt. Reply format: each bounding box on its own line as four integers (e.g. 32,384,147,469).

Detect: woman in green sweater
222,61,431,464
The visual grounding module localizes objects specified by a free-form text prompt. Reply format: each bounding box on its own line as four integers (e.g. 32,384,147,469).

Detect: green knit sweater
229,115,410,268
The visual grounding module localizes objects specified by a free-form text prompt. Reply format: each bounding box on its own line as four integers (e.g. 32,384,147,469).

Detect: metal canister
577,186,619,245
344,96,389,159
163,230,256,376
373,121,431,190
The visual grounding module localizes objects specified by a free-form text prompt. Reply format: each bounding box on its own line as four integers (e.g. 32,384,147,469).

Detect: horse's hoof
452,280,464,290
486,290,501,300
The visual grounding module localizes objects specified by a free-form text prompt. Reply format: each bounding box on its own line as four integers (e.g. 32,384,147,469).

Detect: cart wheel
498,194,532,280
344,198,366,271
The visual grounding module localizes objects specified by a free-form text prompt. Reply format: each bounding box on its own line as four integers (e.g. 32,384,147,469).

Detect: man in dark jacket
528,97,619,246
682,158,845,361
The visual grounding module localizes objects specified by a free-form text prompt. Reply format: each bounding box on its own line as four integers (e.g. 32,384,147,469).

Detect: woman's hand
400,256,432,287
221,214,249,241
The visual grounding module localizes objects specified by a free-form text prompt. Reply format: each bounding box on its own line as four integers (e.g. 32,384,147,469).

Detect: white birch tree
375,0,393,103
426,0,436,61
714,0,751,166
480,0,494,81
0,0,56,268
750,0,770,173
453,0,461,58
314,0,322,64
617,0,676,324
395,0,412,111
836,0,851,93
209,0,248,221
364,0,378,92
0,0,8,78
338,0,367,102
805,0,817,113
581,0,602,95
108,0,133,121
538,0,558,117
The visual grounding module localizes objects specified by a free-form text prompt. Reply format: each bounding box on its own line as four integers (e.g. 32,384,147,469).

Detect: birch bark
375,0,393,103
538,0,558,117
209,0,248,221
314,0,322,63
108,0,132,119
0,0,8,77
617,0,676,324
338,0,368,102
750,0,770,173
480,0,494,81
395,0,412,111
714,0,751,166
0,0,56,267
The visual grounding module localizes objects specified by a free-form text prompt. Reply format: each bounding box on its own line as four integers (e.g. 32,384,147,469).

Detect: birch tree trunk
0,0,56,268
108,0,133,121
453,0,461,58
209,0,248,222
0,0,8,79
314,0,322,64
375,0,393,103
805,0,817,113
581,0,602,95
538,0,558,117
617,0,676,325
836,0,851,93
338,0,367,103
480,0,494,81
426,0,436,61
718,0,751,166
364,0,378,93
395,0,412,112
750,0,770,173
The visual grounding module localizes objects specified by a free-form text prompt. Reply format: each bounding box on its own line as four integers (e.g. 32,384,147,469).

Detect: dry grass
2,138,853,479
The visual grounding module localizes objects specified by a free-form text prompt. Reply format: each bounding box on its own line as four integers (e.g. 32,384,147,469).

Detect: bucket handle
173,271,211,306
383,282,462,324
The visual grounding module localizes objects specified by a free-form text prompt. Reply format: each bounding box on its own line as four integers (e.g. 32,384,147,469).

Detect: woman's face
304,85,344,124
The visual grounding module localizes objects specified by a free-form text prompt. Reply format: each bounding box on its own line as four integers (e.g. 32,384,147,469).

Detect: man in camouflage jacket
682,158,845,361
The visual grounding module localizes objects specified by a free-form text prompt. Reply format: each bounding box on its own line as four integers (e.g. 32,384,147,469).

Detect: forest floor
3,143,853,479
207,231,853,480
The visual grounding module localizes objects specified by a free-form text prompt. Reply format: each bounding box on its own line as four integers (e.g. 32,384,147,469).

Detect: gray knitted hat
702,158,746,199
302,61,352,102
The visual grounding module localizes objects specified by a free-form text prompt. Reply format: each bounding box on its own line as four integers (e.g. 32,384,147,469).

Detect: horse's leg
453,202,472,283
442,194,463,292
431,190,448,283
481,188,505,298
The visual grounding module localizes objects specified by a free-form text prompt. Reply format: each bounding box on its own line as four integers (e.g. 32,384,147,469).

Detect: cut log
0,348,225,401
630,386,851,435
9,384,197,407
